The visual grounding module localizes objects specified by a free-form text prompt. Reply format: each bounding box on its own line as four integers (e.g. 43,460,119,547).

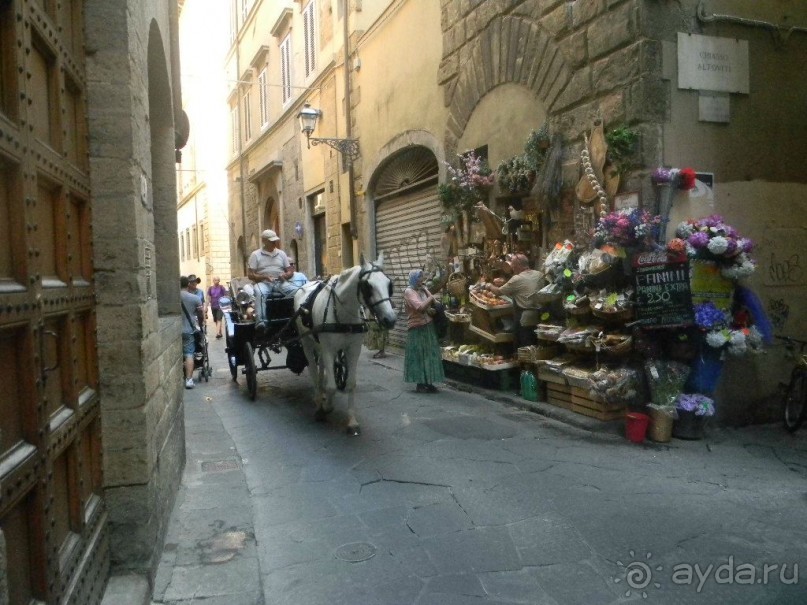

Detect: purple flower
676,393,715,416
688,231,710,249
652,167,672,183
694,302,728,330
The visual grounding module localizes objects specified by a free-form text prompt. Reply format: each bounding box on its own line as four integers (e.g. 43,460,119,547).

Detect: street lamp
297,103,360,166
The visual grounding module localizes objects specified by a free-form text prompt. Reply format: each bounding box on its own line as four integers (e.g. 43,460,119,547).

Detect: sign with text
678,33,749,94
634,251,694,328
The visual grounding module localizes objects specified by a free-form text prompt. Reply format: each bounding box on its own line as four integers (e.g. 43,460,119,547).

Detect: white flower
706,330,728,348
707,235,729,255
676,222,695,238
747,326,764,350
728,341,748,356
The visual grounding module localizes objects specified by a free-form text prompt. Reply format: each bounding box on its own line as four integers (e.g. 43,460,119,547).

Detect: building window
258,69,268,127
280,34,292,105
200,222,206,255
230,104,238,154
192,225,198,258
241,0,254,22
229,0,237,43
303,0,317,78
179,232,184,261
185,228,191,259
243,91,251,141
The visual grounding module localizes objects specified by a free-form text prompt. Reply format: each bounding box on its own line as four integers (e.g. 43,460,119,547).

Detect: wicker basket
517,346,536,362
446,272,468,298
564,304,592,318
590,305,634,322
592,335,633,357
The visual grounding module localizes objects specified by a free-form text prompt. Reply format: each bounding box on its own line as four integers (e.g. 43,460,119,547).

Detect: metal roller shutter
375,189,442,350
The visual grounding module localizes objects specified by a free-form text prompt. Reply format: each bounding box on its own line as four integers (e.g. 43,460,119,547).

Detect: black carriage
223,278,347,400
193,328,212,383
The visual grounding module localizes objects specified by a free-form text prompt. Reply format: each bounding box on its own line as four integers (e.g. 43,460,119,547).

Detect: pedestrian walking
180,276,203,389
403,269,445,393
207,276,227,339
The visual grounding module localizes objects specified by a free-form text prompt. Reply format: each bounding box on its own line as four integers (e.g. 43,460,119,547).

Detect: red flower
679,168,697,190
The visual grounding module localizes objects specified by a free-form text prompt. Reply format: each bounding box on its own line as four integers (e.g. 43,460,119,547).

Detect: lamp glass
298,103,319,137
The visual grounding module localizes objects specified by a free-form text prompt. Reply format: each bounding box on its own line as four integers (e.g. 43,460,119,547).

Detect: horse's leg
319,345,337,417
343,340,363,436
301,336,326,419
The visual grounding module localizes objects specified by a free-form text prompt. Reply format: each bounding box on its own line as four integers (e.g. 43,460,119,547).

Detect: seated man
286,257,309,290
247,229,295,331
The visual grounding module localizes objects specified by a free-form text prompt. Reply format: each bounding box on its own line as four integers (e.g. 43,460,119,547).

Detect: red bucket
625,412,651,444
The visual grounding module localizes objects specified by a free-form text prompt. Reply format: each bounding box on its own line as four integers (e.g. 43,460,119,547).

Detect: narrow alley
148,340,807,605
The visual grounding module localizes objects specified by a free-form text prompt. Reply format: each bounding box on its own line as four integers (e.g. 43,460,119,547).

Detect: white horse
293,253,397,435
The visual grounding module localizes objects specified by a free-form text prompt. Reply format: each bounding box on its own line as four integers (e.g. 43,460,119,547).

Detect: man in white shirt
247,229,293,332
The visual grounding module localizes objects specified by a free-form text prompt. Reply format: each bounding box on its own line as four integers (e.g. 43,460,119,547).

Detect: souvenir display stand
435,124,766,435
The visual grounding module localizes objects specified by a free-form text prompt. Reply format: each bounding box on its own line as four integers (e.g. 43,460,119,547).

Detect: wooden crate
537,368,567,385
569,386,625,421
546,382,573,410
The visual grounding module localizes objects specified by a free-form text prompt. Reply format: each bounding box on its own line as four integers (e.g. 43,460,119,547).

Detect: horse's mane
332,264,361,291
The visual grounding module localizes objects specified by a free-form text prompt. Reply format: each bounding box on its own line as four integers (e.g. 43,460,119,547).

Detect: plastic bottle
526,371,537,401
520,370,529,399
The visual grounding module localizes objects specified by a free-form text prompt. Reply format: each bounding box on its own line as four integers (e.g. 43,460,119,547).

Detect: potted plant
439,151,494,215
672,393,715,439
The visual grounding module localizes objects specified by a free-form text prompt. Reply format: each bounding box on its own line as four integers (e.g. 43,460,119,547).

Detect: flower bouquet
439,151,494,214
693,301,764,357
673,393,714,440
593,208,662,250
674,215,756,280
496,154,536,194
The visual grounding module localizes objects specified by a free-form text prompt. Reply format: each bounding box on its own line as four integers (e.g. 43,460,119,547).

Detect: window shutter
281,35,291,104
303,1,317,77
258,69,268,126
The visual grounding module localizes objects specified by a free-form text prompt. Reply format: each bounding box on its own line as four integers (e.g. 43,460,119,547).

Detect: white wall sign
678,33,749,94
698,92,731,123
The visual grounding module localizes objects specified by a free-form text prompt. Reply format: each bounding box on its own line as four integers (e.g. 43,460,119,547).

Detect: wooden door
0,1,108,603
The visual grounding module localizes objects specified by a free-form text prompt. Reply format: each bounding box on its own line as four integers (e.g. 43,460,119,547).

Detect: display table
443,359,519,391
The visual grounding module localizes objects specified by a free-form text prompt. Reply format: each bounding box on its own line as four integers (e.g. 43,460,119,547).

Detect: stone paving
148,340,807,605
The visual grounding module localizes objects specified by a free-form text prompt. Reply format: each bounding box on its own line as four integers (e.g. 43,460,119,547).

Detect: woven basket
517,346,536,362
593,336,633,357
564,304,591,318
590,305,634,322
446,272,468,298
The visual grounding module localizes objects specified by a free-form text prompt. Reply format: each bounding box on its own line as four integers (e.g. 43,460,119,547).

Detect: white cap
261,229,280,242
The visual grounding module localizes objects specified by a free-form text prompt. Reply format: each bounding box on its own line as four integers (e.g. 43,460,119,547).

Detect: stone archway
148,20,180,315
262,197,278,234
442,14,572,155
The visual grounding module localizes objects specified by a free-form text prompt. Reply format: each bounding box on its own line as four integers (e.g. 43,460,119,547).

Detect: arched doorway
262,197,278,234
371,146,440,349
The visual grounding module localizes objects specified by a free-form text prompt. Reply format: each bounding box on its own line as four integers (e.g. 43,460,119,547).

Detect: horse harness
298,263,392,339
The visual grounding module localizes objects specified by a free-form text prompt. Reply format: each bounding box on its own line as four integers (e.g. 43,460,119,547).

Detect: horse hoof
314,409,328,422
346,426,361,437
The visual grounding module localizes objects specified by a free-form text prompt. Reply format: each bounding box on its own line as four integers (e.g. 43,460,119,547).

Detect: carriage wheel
334,349,348,392
244,342,258,401
228,351,238,381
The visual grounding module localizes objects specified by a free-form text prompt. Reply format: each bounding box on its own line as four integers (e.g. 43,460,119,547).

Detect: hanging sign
633,251,694,328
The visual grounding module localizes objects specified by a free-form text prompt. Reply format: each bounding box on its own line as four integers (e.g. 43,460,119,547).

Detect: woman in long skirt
403,269,445,393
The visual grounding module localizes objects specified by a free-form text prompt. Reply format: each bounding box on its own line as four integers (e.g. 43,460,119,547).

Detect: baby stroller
193,327,212,382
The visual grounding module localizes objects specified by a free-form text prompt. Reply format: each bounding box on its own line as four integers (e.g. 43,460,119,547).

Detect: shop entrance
0,1,108,602
372,147,441,349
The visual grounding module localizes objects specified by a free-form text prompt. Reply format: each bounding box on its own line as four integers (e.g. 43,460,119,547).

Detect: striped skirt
403,323,445,384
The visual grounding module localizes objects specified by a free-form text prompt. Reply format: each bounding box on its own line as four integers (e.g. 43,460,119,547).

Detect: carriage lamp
297,103,360,166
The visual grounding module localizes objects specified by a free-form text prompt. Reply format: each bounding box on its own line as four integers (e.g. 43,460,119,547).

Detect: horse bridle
358,263,393,314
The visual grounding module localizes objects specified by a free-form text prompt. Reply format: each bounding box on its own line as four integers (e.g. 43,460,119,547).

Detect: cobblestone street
149,342,807,604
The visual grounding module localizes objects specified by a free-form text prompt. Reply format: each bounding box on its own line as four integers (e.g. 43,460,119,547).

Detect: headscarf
407,269,424,289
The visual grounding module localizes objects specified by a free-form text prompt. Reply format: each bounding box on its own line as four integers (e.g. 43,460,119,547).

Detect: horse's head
358,252,397,329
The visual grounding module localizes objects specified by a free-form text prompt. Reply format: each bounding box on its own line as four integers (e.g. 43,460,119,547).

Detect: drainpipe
343,0,358,240
235,34,248,275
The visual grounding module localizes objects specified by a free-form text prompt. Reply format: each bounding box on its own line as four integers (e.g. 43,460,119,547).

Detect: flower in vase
721,254,756,280
694,302,729,330
706,330,729,348
675,221,695,239
676,393,715,416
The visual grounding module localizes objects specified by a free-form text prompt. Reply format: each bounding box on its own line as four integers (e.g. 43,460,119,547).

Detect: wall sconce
297,103,360,166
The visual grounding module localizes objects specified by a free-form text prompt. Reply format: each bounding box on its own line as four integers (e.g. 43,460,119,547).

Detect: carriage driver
247,229,294,334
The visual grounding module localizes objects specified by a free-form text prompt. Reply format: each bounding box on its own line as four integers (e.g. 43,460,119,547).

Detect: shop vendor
482,253,545,347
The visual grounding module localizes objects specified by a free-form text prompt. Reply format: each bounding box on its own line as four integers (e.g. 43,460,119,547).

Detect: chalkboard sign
633,251,694,328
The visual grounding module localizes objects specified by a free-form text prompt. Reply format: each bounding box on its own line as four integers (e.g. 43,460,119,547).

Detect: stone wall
85,0,185,576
